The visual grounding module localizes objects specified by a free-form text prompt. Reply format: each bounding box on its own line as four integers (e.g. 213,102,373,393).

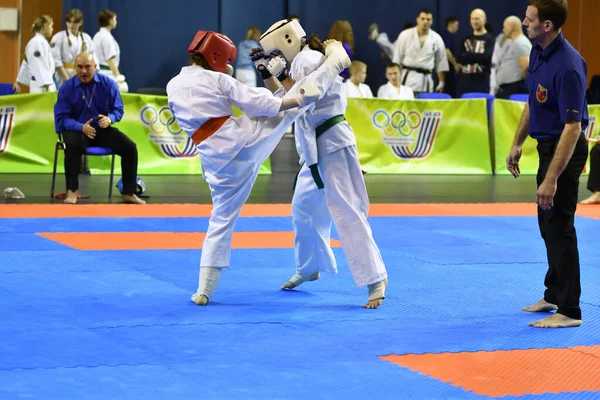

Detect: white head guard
259,19,306,62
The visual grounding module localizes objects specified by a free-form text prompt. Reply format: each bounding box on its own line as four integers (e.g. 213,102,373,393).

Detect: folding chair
50,132,116,198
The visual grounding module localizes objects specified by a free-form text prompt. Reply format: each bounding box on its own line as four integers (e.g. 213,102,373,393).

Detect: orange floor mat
381,345,600,397
3,203,600,219
37,231,343,250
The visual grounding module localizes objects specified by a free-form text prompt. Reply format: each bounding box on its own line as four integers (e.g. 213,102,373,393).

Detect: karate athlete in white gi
259,19,388,309
50,9,94,89
20,15,56,93
392,10,449,93
167,30,351,306
93,9,128,92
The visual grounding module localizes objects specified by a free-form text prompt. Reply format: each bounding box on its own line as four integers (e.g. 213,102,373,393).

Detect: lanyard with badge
80,83,97,119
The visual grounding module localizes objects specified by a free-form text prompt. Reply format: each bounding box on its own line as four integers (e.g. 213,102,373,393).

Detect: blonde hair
32,15,52,35
65,9,87,52
245,25,261,41
349,61,366,76
327,20,354,51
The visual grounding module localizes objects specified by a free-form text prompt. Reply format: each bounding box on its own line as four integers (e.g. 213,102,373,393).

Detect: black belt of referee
293,114,346,191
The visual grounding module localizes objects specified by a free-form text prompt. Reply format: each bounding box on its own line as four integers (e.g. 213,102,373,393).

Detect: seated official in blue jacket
54,52,144,204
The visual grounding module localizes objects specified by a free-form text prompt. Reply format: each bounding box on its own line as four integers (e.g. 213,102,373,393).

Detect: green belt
293,115,346,191
316,115,345,138
99,65,110,71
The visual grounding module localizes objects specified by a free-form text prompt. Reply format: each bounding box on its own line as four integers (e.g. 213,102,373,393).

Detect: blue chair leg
108,154,115,199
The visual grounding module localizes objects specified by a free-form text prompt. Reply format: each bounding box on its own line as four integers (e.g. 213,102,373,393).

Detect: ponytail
306,33,325,55
31,15,52,36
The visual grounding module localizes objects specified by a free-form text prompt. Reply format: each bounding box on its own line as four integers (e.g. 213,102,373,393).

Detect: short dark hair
190,53,212,70
418,8,433,17
445,16,458,27
386,62,401,70
528,0,568,29
98,9,116,28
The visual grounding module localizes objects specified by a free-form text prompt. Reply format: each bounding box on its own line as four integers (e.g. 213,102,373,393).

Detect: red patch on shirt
536,83,548,103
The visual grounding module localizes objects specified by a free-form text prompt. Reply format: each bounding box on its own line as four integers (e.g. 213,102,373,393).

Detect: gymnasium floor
1,138,600,399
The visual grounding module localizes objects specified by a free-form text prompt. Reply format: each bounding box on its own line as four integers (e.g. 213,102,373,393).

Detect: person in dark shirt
54,52,144,204
580,137,600,204
456,9,494,96
441,16,459,97
506,0,588,328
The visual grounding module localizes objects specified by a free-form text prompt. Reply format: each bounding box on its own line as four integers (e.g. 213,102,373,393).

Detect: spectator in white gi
50,8,94,89
343,61,373,98
93,9,128,92
377,63,415,100
392,9,449,93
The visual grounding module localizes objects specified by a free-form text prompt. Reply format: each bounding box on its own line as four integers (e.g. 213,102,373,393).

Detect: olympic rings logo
140,105,183,135
372,110,422,137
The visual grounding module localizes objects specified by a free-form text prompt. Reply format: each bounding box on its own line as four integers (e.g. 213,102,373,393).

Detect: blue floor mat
1,215,599,399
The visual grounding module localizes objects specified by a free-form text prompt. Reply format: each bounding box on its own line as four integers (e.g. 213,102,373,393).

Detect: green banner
493,99,600,175
345,98,492,174
0,93,271,175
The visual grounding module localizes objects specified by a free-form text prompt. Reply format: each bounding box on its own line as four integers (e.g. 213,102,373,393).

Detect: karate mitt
267,54,290,82
250,47,272,79
295,82,321,108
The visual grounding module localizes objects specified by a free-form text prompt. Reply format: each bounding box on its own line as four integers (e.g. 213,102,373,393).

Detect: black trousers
536,132,588,320
62,127,138,194
587,143,600,193
456,75,490,97
496,80,528,99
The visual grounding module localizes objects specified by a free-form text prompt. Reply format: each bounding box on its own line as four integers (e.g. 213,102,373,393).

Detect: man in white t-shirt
377,63,414,100
495,16,532,99
343,61,374,98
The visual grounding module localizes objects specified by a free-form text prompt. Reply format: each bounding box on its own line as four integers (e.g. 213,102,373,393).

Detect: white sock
367,279,387,301
192,266,223,301
289,272,320,286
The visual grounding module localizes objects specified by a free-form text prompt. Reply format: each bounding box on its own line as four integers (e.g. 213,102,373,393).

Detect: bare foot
123,194,146,204
523,298,558,312
364,279,388,309
580,192,600,204
281,272,320,290
191,293,209,306
64,190,78,204
529,313,582,328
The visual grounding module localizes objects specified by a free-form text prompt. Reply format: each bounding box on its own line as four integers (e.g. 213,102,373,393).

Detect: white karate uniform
16,61,31,87
375,32,396,59
343,81,373,98
392,27,449,93
289,46,387,288
50,30,94,88
377,81,415,100
166,58,341,271
490,33,513,95
24,33,56,93
93,27,127,91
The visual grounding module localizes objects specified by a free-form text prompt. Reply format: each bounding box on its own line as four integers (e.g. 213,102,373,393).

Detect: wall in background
2,0,596,92
0,0,19,84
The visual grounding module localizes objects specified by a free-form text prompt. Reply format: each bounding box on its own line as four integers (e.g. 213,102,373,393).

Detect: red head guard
188,30,237,73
